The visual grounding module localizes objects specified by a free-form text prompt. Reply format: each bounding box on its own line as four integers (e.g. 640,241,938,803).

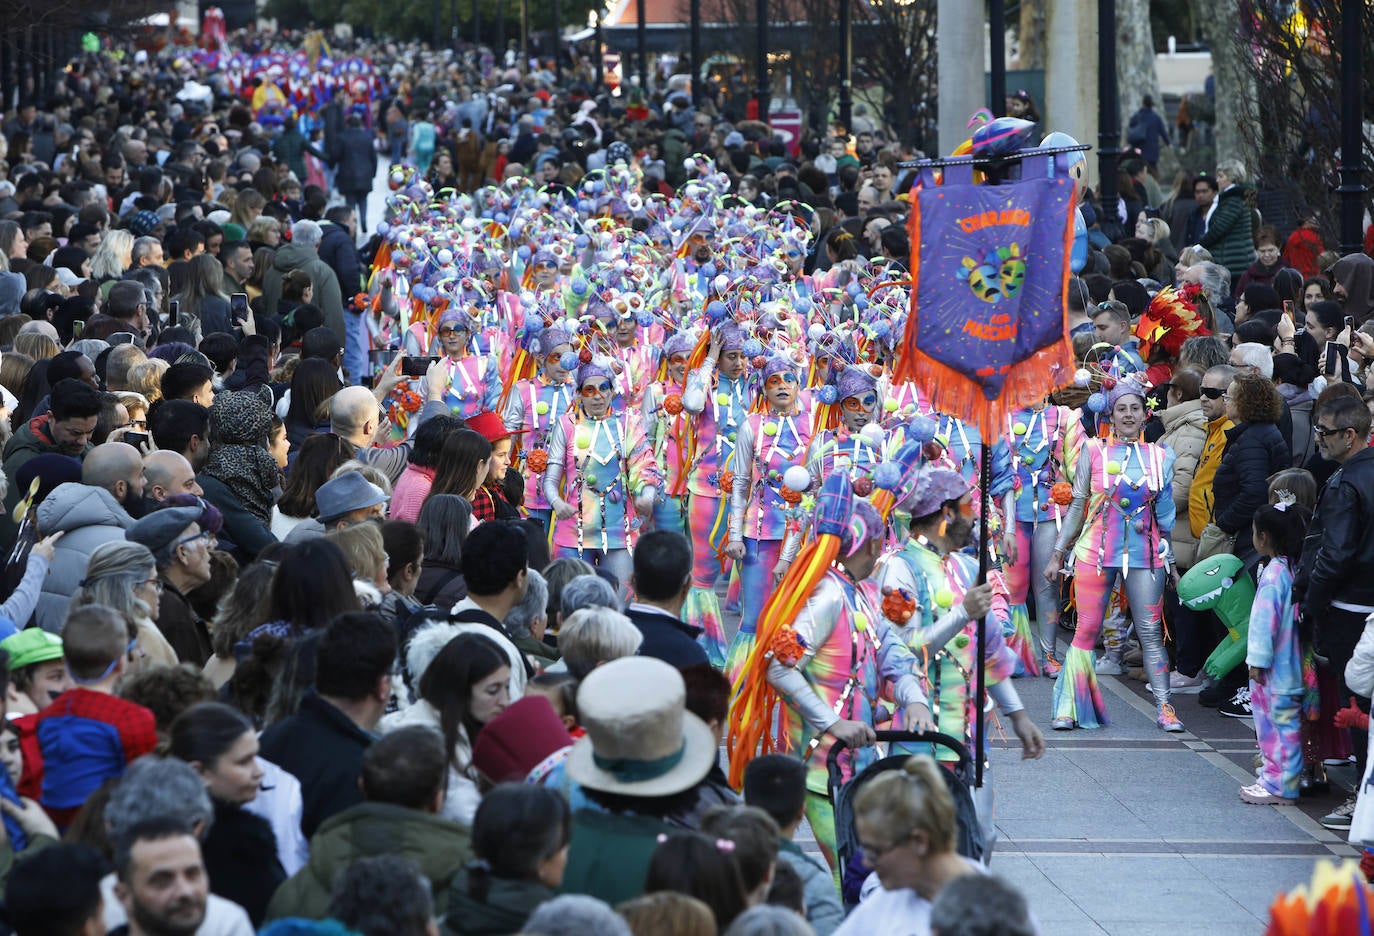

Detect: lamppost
838,0,852,134
637,0,648,92
756,0,768,125
1339,0,1367,254
1097,0,1120,237
989,0,1005,116
691,0,702,106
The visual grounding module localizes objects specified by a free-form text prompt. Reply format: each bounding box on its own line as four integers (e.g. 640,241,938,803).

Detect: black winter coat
1297,446,1374,614
201,799,285,926
1212,421,1290,561
319,222,362,297
335,127,378,195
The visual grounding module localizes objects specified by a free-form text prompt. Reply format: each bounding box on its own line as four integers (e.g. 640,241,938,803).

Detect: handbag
1195,522,1236,561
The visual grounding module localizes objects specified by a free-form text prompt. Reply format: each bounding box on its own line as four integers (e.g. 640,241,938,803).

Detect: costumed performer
503,319,576,530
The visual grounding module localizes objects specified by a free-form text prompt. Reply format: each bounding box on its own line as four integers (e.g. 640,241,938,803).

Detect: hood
1159,398,1206,431
272,241,318,273
304,801,470,884
34,482,133,534
444,871,557,934
1331,253,1374,320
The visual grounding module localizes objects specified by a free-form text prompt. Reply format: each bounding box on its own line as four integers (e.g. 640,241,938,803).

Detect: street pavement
791,668,1360,935
352,167,1360,933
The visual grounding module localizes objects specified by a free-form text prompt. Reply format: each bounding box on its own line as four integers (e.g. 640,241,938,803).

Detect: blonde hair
90,229,135,281
127,359,169,405
1178,244,1213,268
324,522,386,582
852,754,957,853
618,893,716,936
246,217,280,244
11,332,58,362
1141,217,1171,246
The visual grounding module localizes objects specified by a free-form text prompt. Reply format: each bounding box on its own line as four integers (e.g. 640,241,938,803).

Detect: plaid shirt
471,482,516,523
36,688,158,816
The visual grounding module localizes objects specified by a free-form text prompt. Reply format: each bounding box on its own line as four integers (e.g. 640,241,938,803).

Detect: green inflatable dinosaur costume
1177,553,1256,680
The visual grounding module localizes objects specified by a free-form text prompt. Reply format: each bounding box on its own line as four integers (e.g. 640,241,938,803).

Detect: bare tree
1201,8,1258,177
1226,0,1374,238
857,0,938,150
1116,0,1162,138
1016,0,1046,70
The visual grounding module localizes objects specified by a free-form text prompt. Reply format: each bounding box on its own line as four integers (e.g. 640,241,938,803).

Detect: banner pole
975,435,990,788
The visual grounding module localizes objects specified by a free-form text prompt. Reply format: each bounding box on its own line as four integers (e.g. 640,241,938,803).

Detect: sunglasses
842,393,878,412
765,372,798,389
1199,386,1226,399
438,327,466,338
580,380,614,397
1313,424,1352,438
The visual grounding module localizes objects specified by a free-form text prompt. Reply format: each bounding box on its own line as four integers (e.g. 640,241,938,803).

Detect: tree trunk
1204,8,1258,173
1115,0,1161,139
1017,0,1046,69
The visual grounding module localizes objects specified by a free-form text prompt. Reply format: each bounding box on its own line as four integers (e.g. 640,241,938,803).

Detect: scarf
201,390,280,525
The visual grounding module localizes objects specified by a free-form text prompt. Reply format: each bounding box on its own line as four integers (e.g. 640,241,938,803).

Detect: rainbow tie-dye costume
441,352,502,419
503,376,574,522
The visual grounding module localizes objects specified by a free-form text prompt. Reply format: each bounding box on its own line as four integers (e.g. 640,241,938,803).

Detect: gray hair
106,756,214,840
723,906,818,936
1178,335,1231,370
559,573,619,620
1216,159,1247,185
505,567,548,640
928,873,1035,936
70,541,157,624
331,459,394,496
520,895,632,936
71,338,111,361
291,219,323,248
1192,261,1232,311
558,607,642,681
1231,342,1274,379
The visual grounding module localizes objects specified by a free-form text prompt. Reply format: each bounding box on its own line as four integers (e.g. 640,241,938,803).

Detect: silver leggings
1027,521,1063,662
1078,565,1170,707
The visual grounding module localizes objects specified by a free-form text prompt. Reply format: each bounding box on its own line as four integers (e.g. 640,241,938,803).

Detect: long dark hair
417,494,471,566
417,632,507,775
1253,503,1312,564
285,357,343,430
467,784,569,901
169,702,253,769
644,833,749,931
278,432,354,518
268,539,360,634
428,429,491,501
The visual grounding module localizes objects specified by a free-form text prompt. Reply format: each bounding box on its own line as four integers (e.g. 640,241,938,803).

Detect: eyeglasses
174,531,217,549
580,380,614,397
1199,386,1226,399
129,418,148,430
765,372,798,389
138,576,163,593
842,393,878,412
1313,424,1352,437
439,327,465,338
1219,392,1233,402
860,832,912,864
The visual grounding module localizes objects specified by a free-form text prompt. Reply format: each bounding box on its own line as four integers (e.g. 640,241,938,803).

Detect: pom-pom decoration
881,587,918,624
663,394,684,416
1050,481,1074,506
718,470,734,493
767,626,808,667
525,449,549,473
817,385,839,405
782,466,812,492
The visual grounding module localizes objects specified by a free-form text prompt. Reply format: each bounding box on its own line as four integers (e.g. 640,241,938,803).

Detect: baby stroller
827,730,987,909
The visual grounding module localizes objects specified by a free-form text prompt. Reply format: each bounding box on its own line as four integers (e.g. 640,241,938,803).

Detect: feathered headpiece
1134,285,1210,360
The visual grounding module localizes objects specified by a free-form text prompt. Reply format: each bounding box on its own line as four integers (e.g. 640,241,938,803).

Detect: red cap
465,410,526,442
471,696,573,783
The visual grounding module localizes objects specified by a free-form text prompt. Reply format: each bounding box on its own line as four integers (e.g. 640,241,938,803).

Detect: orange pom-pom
881,587,917,624
526,449,549,473
1051,481,1073,506
663,393,683,415
767,626,808,667
780,487,803,504
719,470,734,493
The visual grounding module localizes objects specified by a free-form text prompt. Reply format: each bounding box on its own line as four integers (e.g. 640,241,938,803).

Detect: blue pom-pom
873,321,891,339
794,297,812,315
846,281,863,298
706,300,728,322
817,385,839,405
909,414,937,443
516,245,531,261
873,462,902,491
591,180,604,193
574,234,589,249
743,338,765,358
635,311,654,327
1087,392,1107,413
559,352,579,371
376,222,390,236
854,295,870,311
526,317,544,335
571,280,588,295
495,212,509,225
701,263,716,279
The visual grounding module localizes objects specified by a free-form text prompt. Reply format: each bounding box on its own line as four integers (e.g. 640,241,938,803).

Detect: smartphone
230,293,249,326
1325,340,1347,377
71,319,84,340
124,431,150,449
108,332,136,346
401,356,439,378
1282,300,1294,320
169,299,179,322
1345,315,1356,330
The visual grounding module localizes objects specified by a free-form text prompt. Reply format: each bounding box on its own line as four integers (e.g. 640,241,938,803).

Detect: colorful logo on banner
894,176,1076,435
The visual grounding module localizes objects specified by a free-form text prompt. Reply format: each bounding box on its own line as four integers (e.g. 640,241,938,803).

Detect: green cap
0,629,63,670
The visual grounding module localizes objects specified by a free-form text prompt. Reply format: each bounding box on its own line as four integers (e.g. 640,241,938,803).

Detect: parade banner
894,175,1077,436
